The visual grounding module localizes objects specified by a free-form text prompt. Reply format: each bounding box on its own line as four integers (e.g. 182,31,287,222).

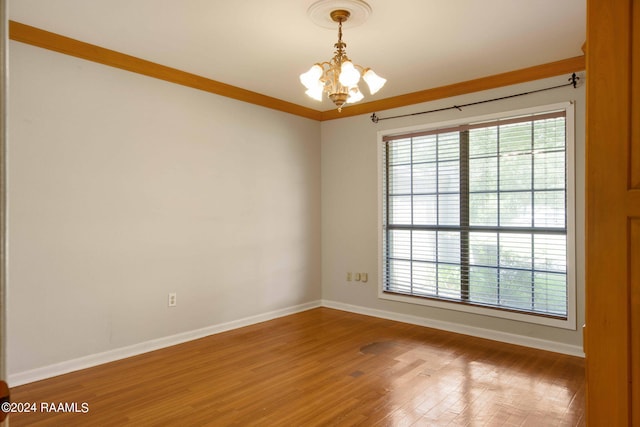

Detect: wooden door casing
585,0,639,425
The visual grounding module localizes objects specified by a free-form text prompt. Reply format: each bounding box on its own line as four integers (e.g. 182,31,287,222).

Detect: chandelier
299,8,386,112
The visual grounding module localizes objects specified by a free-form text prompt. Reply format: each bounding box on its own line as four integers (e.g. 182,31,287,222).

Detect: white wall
321,75,586,352
7,42,321,377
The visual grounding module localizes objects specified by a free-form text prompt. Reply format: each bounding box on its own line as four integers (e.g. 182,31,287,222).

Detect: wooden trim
320,55,585,121
10,20,585,124
0,381,8,422
8,21,323,121
632,219,640,427
631,4,640,426
585,0,636,424
632,2,640,190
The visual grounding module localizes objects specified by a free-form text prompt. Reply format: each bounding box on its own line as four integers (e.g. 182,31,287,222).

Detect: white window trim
377,102,577,330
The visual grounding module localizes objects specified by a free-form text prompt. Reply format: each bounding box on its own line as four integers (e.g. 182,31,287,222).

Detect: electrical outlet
168,292,177,307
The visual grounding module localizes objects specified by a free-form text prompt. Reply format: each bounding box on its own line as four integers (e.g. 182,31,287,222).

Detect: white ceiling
8,0,586,112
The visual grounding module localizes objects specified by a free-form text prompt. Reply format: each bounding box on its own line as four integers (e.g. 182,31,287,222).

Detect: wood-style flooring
8,308,585,426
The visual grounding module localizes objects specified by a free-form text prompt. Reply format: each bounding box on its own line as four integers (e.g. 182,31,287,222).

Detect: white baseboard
9,298,584,387
9,300,322,387
321,300,585,358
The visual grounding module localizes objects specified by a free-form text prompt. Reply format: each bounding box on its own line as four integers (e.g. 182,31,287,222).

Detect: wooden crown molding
320,55,586,121
8,21,323,121
9,20,585,122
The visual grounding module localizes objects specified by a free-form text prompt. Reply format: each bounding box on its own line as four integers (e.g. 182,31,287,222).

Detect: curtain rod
370,73,581,123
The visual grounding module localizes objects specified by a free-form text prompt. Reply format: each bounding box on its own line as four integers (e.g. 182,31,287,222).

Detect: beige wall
7,41,321,377
321,75,586,353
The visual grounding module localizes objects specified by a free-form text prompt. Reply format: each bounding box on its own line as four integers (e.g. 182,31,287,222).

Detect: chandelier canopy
299,8,386,112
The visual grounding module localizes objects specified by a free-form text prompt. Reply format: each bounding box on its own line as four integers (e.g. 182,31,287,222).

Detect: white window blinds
382,109,569,318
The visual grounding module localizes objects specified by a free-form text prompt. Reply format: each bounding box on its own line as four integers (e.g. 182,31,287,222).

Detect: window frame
377,102,577,330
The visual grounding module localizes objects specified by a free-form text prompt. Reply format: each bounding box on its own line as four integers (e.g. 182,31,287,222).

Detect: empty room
0,0,638,426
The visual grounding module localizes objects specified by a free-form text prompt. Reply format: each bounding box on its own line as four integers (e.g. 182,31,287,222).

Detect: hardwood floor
8,308,585,426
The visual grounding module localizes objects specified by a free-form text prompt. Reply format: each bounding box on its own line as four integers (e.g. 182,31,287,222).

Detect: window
379,103,575,328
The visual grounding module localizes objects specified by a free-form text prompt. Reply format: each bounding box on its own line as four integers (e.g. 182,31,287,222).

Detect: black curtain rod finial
569,73,579,88
371,113,379,123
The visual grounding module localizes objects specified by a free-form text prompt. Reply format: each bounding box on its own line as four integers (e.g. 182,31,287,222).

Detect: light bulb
300,65,323,90
339,61,360,87
363,69,386,94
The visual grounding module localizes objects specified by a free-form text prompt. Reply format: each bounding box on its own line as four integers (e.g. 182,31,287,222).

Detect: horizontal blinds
383,110,568,317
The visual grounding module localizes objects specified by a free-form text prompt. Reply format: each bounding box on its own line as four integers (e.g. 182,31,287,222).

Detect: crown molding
320,55,586,121
8,21,323,121
9,20,585,122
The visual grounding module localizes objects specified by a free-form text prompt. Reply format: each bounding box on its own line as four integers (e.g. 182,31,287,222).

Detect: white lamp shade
305,81,324,101
346,87,364,104
339,61,360,87
363,69,386,94
300,65,323,90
